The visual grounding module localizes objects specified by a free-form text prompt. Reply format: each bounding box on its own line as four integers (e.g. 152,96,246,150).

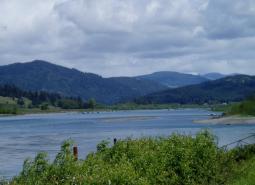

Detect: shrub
40,103,49,110
228,98,255,116
0,104,18,114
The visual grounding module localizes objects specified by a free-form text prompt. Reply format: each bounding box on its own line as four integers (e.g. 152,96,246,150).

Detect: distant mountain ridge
202,73,226,80
136,75,255,104
137,71,209,88
0,60,246,105
0,60,167,104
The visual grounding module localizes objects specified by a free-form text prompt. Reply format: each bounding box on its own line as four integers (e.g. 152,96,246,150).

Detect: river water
0,109,255,178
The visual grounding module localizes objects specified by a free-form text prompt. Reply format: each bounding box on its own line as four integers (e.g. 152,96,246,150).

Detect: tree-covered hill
0,60,167,104
136,75,255,104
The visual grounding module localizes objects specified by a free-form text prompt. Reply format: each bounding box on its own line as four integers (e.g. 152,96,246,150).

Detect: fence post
113,138,117,145
73,145,78,161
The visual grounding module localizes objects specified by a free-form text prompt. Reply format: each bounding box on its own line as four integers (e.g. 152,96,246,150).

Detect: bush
40,103,49,110
57,99,83,109
0,104,18,114
228,98,255,116
88,98,96,109
7,131,252,185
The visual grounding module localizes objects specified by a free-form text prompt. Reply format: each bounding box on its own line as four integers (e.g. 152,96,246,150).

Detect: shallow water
0,109,255,178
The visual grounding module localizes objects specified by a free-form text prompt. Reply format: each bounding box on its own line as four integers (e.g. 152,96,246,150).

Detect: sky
0,0,255,77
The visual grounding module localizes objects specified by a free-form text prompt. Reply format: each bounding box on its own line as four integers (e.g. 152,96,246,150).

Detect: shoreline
194,115,255,125
0,107,205,117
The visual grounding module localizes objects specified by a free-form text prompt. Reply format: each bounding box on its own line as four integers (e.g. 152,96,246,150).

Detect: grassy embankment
109,102,209,110
0,96,24,114
0,96,60,115
1,130,255,185
0,93,254,116
0,96,217,115
211,95,255,117
228,97,255,116
0,96,87,115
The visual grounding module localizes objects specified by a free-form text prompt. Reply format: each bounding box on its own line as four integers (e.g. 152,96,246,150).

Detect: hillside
137,71,208,88
0,60,167,104
136,75,255,104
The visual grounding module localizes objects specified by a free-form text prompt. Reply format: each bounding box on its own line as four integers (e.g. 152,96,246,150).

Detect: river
0,109,255,178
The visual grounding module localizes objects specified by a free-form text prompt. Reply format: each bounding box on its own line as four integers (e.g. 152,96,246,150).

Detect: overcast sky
0,0,255,77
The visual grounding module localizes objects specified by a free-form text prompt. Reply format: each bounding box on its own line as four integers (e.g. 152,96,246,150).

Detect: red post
73,146,78,160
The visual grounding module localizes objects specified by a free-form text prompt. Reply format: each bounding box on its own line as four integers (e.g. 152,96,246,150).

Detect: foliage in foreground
226,144,255,185
4,131,255,185
228,157,255,185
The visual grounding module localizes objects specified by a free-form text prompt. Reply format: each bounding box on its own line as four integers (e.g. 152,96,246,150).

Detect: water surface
0,109,255,178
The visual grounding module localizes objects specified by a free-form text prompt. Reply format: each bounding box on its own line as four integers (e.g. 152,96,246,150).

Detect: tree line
0,84,96,109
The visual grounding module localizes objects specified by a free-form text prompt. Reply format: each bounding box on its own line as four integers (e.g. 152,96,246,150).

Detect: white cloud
0,0,255,76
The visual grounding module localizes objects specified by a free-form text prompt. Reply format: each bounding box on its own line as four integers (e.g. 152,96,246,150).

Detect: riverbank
0,103,212,116
0,107,115,117
0,108,82,116
195,115,255,125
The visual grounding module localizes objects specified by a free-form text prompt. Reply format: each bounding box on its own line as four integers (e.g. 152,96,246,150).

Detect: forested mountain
137,71,208,88
136,75,255,104
0,60,167,104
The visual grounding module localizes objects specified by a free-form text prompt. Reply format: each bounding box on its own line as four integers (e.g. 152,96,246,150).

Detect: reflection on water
0,109,255,178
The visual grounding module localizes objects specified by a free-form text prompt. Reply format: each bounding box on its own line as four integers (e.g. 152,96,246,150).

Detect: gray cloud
204,0,255,39
0,0,255,76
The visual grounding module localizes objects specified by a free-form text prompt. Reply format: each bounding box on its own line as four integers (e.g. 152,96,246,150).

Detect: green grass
0,95,87,115
0,96,17,104
224,95,255,116
0,96,31,107
3,130,255,185
0,95,235,115
108,102,210,110
17,107,87,115
0,96,32,115
210,103,236,113
0,104,18,114
228,100,255,116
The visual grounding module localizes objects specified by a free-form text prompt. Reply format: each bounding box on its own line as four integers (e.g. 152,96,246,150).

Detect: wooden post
113,138,117,145
73,146,78,161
